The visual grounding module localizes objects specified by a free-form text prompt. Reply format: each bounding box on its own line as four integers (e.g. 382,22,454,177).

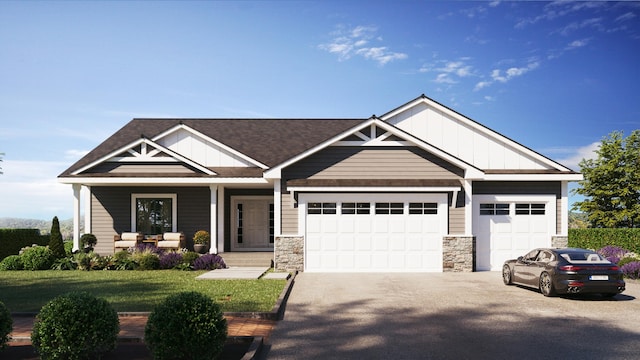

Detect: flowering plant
621,261,640,280
193,230,210,245
597,245,629,264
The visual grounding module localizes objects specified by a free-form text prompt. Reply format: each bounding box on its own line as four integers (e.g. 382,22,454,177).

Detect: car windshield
560,252,610,264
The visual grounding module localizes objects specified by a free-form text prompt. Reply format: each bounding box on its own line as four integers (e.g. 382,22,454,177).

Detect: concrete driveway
264,272,640,360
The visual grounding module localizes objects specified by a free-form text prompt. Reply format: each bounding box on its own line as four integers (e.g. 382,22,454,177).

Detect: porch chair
114,232,143,251
157,232,186,251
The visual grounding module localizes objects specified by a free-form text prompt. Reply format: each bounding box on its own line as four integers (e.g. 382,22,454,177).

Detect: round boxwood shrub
145,291,227,360
0,255,24,270
31,292,120,359
0,301,12,350
21,246,54,270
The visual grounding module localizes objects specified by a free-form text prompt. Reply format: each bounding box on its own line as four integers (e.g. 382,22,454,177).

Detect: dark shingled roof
59,118,367,177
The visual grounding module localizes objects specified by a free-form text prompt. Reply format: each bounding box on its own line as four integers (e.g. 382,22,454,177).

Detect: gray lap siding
91,186,210,254
280,146,465,235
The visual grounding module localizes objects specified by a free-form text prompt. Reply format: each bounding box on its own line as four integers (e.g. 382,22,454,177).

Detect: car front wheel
539,272,556,297
502,265,513,285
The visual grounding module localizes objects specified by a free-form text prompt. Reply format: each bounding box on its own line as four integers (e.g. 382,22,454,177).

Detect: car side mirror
517,256,524,262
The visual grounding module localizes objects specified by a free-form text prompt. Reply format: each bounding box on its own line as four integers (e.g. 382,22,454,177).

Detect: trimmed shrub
569,228,640,254
20,246,54,270
145,291,227,360
80,233,97,251
0,301,11,350
193,253,227,271
159,251,183,269
138,253,160,270
0,228,48,261
48,216,66,259
31,292,119,360
0,255,23,270
621,261,640,280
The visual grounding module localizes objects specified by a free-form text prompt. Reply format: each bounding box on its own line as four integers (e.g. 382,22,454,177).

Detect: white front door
300,193,447,272
473,195,556,271
231,197,274,251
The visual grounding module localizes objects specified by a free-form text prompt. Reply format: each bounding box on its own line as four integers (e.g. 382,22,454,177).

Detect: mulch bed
3,338,253,360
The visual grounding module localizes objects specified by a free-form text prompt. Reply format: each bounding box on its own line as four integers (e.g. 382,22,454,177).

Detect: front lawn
0,270,286,313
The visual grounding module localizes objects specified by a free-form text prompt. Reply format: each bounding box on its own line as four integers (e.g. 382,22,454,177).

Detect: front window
132,194,177,235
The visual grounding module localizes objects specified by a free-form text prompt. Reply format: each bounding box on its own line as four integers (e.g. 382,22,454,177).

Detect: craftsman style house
59,95,581,272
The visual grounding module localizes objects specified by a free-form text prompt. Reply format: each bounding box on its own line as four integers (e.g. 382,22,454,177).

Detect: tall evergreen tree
573,130,640,227
49,216,66,259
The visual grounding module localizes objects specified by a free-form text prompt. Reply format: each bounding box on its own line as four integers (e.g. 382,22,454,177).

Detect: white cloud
554,142,600,171
319,25,408,66
421,58,475,85
566,38,591,50
475,61,539,90
0,160,77,219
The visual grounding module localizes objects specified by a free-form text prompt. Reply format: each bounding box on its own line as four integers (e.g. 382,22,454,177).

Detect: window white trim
131,193,178,233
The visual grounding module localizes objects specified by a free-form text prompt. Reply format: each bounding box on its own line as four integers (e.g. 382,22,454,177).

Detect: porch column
464,179,473,235
209,185,218,254
84,186,91,235
72,184,81,252
274,180,281,236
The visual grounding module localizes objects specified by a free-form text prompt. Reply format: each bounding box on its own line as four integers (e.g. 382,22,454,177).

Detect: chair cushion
157,240,181,248
120,232,141,241
162,232,183,241
114,240,138,248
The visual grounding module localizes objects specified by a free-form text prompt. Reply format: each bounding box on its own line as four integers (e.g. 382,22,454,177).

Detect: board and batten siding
91,186,211,254
472,181,562,233
280,146,464,235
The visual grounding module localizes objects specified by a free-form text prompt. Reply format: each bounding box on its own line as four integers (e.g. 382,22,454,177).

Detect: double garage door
473,195,556,271
300,193,447,272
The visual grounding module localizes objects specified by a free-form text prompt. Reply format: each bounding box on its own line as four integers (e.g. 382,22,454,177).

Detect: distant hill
0,217,83,239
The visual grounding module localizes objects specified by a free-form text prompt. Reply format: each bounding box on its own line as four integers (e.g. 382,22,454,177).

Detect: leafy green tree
48,216,66,259
572,130,640,228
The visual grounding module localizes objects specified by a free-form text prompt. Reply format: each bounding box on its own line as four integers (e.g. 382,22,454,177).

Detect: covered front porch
67,181,278,256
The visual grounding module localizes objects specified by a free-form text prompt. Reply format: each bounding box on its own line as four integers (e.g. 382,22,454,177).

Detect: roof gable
59,118,366,177
381,95,573,172
71,137,215,176
264,118,484,179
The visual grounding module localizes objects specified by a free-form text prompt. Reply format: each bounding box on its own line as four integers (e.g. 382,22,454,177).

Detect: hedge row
0,229,49,260
569,228,640,254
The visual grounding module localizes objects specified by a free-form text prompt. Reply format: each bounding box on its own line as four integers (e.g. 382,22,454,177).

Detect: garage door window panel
376,202,404,214
480,203,509,215
342,202,371,215
308,202,337,215
409,202,438,215
515,203,546,215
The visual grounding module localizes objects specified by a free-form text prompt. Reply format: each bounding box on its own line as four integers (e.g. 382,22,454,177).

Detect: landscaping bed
4,337,258,360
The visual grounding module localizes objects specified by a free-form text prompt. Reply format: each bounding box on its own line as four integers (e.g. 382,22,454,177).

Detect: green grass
0,270,286,313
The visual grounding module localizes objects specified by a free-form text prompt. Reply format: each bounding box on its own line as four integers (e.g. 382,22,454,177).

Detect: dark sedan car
502,248,626,297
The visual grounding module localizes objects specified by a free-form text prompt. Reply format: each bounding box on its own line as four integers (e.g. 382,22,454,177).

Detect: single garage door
473,195,556,271
300,193,447,272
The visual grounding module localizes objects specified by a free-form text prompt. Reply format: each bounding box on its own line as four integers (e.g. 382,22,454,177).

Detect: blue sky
0,1,638,220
